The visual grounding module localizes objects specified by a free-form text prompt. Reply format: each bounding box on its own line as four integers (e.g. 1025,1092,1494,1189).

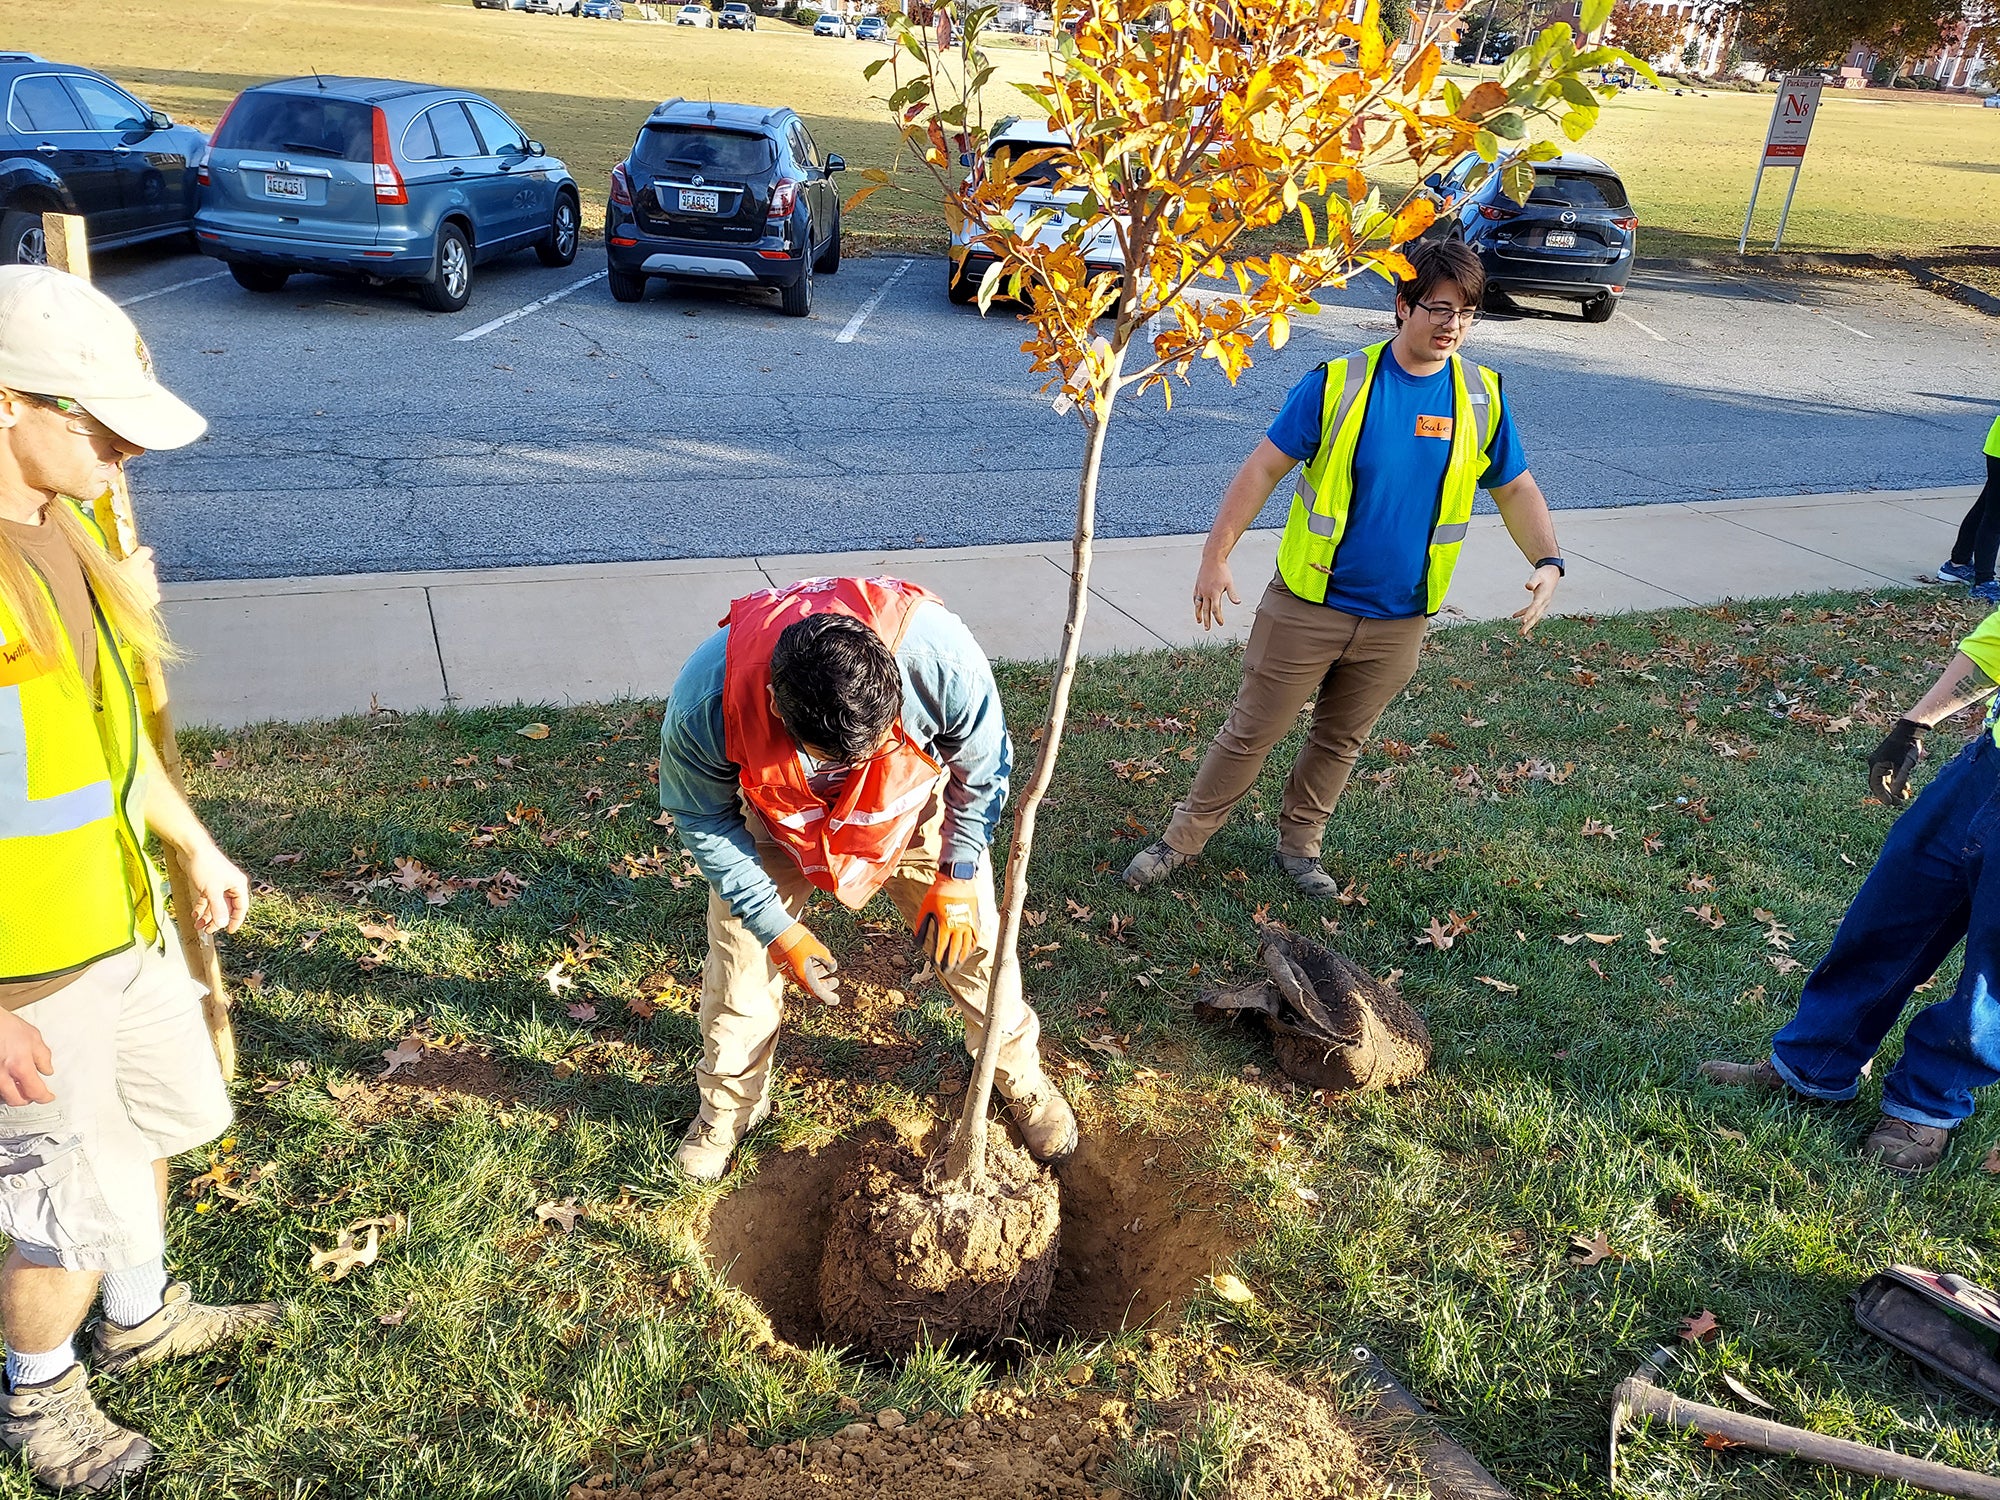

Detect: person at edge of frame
0,265,281,1495
1701,604,2000,1176
1934,411,2000,603
1122,238,1566,897
657,574,1077,1182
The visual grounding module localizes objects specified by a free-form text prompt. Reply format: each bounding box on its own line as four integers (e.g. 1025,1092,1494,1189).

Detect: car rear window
1526,171,1628,211
214,92,374,161
635,124,774,176
988,139,1074,189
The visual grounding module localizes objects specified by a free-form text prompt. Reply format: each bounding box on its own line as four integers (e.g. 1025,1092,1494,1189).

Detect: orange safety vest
720,577,945,908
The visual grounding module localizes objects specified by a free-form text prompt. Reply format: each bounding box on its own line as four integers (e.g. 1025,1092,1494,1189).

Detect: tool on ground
1609,1345,2000,1498
41,212,236,1080
1348,1347,1515,1500
1856,1265,2000,1408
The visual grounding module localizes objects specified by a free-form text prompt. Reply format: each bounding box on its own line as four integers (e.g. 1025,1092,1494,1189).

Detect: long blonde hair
0,495,177,676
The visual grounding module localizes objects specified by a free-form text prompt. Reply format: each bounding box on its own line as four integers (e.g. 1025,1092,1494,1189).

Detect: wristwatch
938,859,978,881
1535,555,1566,577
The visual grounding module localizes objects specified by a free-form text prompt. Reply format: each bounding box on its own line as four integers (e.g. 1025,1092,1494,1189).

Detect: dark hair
769,613,902,763
1395,239,1486,319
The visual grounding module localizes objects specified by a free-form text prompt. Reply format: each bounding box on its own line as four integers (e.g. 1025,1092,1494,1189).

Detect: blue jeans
1771,733,2000,1130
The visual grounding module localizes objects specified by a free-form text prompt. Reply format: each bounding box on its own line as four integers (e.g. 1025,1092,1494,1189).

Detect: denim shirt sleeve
896,601,1012,867
657,628,794,947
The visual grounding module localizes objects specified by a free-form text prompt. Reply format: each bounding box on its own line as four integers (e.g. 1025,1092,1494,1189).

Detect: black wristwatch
1535,555,1566,577
939,859,978,880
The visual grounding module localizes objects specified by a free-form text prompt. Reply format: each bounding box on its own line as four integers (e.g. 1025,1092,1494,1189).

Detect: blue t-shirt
1266,347,1527,619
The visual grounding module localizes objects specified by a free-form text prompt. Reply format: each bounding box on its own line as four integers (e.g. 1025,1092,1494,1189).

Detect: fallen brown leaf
515,723,550,740
1722,1372,1774,1411
377,1039,423,1080
566,1002,597,1023
1474,975,1519,993
535,1197,583,1233
1569,1230,1625,1266
1646,929,1668,956
1680,1309,1721,1344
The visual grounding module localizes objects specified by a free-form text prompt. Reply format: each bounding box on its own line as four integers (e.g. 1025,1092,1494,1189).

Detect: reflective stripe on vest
0,680,114,837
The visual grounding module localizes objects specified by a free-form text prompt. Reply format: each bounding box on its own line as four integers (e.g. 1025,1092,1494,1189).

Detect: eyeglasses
1412,301,1479,325
13,392,107,437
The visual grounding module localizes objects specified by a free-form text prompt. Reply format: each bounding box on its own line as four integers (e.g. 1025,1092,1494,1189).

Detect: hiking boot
674,1097,772,1182
1275,852,1342,899
1002,1073,1078,1164
1864,1116,1951,1175
1696,1056,1790,1094
1123,840,1192,891
1937,560,1975,584
91,1282,284,1377
0,1364,153,1493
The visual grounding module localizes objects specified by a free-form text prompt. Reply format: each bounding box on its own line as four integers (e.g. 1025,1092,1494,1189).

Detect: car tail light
1478,204,1517,221
768,178,799,217
197,95,240,186
371,107,407,205
1611,215,1638,231
609,163,633,206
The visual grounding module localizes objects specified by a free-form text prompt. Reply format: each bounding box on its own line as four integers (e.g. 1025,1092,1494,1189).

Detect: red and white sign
1760,77,1822,164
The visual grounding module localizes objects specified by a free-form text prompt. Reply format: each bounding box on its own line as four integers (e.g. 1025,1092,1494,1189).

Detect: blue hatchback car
194,77,578,312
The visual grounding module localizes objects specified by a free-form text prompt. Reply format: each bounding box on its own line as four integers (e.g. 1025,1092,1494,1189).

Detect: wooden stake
41,212,237,1080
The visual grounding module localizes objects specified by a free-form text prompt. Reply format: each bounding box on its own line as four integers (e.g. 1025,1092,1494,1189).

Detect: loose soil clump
818,1131,1060,1358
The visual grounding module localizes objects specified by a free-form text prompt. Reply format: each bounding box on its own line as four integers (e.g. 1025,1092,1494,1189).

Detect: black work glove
1866,718,1925,805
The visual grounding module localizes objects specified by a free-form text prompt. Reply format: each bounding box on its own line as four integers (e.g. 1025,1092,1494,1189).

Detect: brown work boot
1123,840,1193,891
91,1282,284,1376
1697,1056,1789,1094
1002,1073,1078,1164
673,1096,772,1182
0,1363,153,1493
1863,1117,1952,1175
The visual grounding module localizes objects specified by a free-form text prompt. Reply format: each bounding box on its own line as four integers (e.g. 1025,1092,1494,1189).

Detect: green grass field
22,587,2000,1499
24,0,2000,261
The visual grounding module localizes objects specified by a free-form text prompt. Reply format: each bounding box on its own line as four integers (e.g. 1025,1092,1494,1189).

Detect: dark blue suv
605,100,843,317
1423,150,1636,323
0,54,209,265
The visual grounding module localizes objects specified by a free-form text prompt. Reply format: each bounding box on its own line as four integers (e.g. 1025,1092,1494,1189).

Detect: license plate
265,173,307,199
1546,229,1577,248
678,189,720,214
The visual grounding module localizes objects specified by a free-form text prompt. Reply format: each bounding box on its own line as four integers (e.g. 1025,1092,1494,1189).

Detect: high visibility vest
0,501,160,985
720,576,946,909
1274,341,1505,615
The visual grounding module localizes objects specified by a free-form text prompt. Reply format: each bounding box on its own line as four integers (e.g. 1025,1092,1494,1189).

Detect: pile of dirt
818,1130,1060,1358
1132,1367,1376,1500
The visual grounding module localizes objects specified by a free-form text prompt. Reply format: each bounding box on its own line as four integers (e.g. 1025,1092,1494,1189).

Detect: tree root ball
817,1130,1060,1358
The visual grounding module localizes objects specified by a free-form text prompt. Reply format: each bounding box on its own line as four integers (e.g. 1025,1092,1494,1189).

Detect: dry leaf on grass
1579,818,1620,840
1721,1372,1774,1411
1645,929,1668,955
1684,904,1726,930
1768,955,1804,976
1474,975,1519,993
378,1307,408,1327
357,920,411,946
535,1197,583,1233
1080,1034,1128,1060
566,1002,597,1023
1702,1433,1745,1450
515,723,550,740
1983,1144,2000,1175
376,1039,423,1079
1065,898,1092,922
544,961,574,995
1715,1127,1748,1145
1208,1273,1255,1304
310,1214,405,1281
1680,1309,1721,1344
1587,958,1608,981
626,996,658,1020
1569,1231,1625,1266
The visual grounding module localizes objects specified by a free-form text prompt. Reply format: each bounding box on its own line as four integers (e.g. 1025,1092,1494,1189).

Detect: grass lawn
33,585,2000,1499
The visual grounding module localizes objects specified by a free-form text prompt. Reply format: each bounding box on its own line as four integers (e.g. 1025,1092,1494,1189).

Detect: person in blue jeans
1936,413,2000,604
1702,607,2000,1174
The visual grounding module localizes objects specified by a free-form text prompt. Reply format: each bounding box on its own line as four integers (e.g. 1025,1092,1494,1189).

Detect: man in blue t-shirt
1126,241,1566,897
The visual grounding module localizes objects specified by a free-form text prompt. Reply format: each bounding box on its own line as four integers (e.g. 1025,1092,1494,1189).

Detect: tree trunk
944,352,1128,1185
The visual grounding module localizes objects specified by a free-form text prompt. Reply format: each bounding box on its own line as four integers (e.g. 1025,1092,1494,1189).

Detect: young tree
1609,0,1690,60
850,0,1650,1186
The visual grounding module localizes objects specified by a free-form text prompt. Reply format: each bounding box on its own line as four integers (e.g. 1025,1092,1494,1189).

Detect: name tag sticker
1415,415,1453,439
0,640,54,689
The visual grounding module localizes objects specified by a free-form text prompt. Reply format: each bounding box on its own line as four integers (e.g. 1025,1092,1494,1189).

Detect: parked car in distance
0,54,209,264
604,97,842,317
719,3,758,27
472,0,528,10
1986,92,2000,107
1422,149,1634,322
580,0,625,16
812,13,849,35
523,0,581,13
677,4,714,22
194,78,578,312
946,117,1119,305
854,15,886,39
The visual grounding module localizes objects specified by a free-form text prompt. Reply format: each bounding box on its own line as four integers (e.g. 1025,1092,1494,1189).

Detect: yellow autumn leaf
515,723,550,740
1209,1273,1256,1304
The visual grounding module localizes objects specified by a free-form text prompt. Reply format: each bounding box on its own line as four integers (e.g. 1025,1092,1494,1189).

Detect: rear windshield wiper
275,142,347,158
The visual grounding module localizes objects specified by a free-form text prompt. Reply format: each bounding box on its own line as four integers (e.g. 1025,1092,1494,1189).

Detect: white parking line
452,270,609,343
117,271,230,307
1615,307,1666,342
834,258,914,344
1744,280,1875,340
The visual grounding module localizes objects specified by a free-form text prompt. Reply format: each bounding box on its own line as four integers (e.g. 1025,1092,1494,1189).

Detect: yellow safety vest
0,500,160,985
1275,341,1505,615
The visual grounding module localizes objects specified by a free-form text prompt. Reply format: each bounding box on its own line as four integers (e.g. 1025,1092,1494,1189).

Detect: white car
812,13,849,34
676,3,713,22
946,119,1121,305
524,0,581,12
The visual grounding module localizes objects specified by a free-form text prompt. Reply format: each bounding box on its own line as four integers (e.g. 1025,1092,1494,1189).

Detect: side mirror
147,109,172,131
824,152,845,173
958,151,973,168
1422,171,1442,190
527,140,546,156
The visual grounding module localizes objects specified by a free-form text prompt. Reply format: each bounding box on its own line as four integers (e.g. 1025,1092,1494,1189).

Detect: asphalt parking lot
92,241,2000,582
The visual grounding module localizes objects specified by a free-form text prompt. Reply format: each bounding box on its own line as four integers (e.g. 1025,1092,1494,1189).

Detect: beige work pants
695,793,1042,1126
1164,575,1428,861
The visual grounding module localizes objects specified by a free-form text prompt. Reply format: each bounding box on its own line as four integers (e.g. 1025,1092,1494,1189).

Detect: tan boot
0,1364,153,1493
1697,1056,1789,1094
1864,1117,1951,1175
673,1096,772,1182
91,1282,284,1377
1123,841,1192,891
1001,1073,1078,1164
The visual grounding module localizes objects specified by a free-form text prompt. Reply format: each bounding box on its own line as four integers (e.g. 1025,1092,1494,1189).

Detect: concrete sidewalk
161,484,1980,729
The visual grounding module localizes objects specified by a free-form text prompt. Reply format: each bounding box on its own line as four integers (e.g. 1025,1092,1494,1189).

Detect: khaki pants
696,793,1042,1126
1164,575,1428,861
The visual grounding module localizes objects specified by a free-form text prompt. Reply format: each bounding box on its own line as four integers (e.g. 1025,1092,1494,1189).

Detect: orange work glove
770,922,840,1004
915,876,982,971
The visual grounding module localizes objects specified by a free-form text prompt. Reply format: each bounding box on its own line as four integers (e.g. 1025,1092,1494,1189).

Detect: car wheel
229,263,291,293
946,259,976,305
537,192,580,267
417,223,473,312
0,211,47,266
1582,290,1617,323
608,265,647,303
813,203,841,273
780,257,812,318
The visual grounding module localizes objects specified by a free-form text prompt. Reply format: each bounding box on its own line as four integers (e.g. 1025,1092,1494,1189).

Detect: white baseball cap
0,264,205,450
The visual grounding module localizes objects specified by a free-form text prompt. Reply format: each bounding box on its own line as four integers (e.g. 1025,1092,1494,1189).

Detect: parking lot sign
1739,75,1822,252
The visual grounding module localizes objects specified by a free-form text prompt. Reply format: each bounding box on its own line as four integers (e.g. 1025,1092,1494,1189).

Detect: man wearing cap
0,265,278,1492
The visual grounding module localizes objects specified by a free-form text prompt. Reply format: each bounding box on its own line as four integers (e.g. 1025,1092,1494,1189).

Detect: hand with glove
1866,717,1925,805
916,874,982,971
770,921,840,1004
